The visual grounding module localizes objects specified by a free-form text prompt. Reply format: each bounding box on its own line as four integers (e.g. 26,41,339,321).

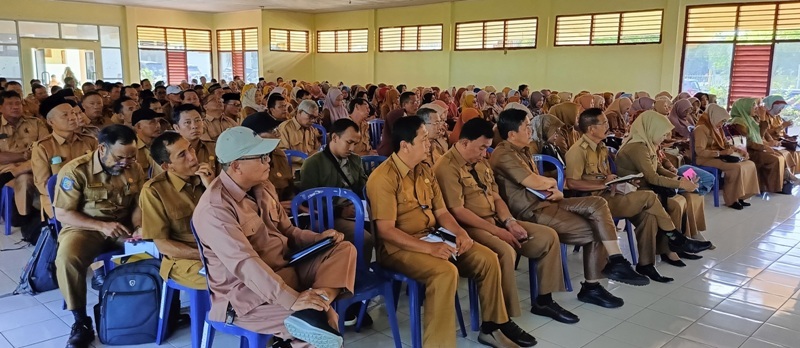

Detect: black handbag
718,155,744,163
650,185,678,207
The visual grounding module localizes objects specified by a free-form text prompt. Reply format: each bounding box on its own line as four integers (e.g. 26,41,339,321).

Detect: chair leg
189,290,208,348
626,220,638,265
468,279,479,332
408,281,422,348
335,301,346,335
199,321,213,348
239,336,249,348
528,258,539,301
156,282,174,345
383,283,402,348
514,253,521,270
355,300,369,332
454,293,467,338
561,244,572,292
713,171,721,207
248,333,272,348
3,187,13,236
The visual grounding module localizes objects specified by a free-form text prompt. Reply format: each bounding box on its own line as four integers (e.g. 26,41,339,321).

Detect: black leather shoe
660,254,686,267
577,282,624,308
66,318,94,348
531,301,580,323
738,199,751,207
602,256,650,286
344,304,373,328
497,320,537,347
677,252,702,260
284,309,343,348
668,233,712,254
729,202,744,210
90,273,105,291
636,264,674,283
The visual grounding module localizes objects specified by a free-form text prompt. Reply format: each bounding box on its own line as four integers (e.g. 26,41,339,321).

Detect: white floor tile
695,310,763,336
582,335,638,348
602,321,673,348
531,320,598,348
1,318,69,347
0,305,57,332
627,308,693,336
18,335,69,348
752,323,800,348
0,335,11,348
0,295,41,315
562,306,621,335
665,287,727,308
679,322,748,348
739,337,785,348
647,297,711,321
661,337,715,348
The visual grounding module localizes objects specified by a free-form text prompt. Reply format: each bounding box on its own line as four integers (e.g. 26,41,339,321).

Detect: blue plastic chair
607,154,639,264
531,154,573,292
2,186,14,235
361,155,387,176
689,126,721,207
156,279,209,348
312,124,328,147
190,221,274,348
367,119,384,149
45,176,62,233
291,187,401,342
284,149,309,169
363,191,470,347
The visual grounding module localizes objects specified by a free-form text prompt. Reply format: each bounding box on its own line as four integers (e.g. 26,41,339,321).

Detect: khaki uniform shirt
192,171,321,318
140,172,204,280
31,132,98,217
366,153,445,255
53,151,145,234
0,115,49,172
193,140,219,175
202,114,238,142
428,137,449,165
352,119,372,155
433,147,497,219
564,135,611,196
268,149,293,199
489,140,550,220
79,125,100,138
136,136,163,177
616,142,682,190
277,117,321,157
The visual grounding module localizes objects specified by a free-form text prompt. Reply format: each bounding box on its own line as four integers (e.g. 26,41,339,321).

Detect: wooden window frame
553,9,664,47
378,24,444,52
316,28,369,53
454,17,538,51
269,28,309,53
136,26,213,84
678,1,800,97
216,28,258,81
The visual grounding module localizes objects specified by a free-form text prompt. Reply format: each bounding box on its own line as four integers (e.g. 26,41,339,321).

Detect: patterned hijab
730,98,763,144
620,110,674,155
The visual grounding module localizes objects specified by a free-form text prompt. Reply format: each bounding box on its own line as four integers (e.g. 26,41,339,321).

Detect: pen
435,230,458,261
311,289,330,302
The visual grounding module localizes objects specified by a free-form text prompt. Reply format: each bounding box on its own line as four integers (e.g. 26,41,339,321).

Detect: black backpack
94,258,162,345
15,224,59,295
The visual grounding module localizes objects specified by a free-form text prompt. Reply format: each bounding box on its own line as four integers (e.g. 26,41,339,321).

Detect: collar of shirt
450,146,469,168
290,116,303,130
137,136,148,150
390,153,412,178
52,131,76,145
581,134,599,152
167,171,200,192
218,170,262,203
204,113,222,122
91,150,104,175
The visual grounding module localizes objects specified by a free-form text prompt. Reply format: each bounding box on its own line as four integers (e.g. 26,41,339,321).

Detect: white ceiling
56,0,460,13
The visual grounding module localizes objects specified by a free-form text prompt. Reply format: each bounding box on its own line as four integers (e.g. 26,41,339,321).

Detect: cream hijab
620,110,675,155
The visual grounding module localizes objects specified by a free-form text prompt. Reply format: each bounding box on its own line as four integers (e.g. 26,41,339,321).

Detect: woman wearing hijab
321,87,349,129
669,99,695,139
693,104,760,209
631,97,656,115
576,94,595,113
380,89,400,119
475,90,489,111
438,90,459,129
693,93,710,113
592,95,606,111
548,102,581,152
655,98,672,116
759,95,800,177
455,87,467,107
530,114,568,161
483,92,503,122
635,91,651,99
495,92,507,110
543,94,561,114
605,97,633,137
763,95,793,140
557,92,573,104
528,91,545,116
507,90,521,104
655,91,673,100
730,98,793,192
672,92,691,104
422,92,436,105
240,84,264,116
449,106,481,145
603,92,615,110
616,111,713,265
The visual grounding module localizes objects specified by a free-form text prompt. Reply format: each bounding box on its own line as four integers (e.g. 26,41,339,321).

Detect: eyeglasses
238,153,270,164
110,152,137,164
226,102,242,108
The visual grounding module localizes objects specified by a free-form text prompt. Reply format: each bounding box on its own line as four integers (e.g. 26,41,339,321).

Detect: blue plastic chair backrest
284,149,309,168
607,153,618,174
367,119,384,149
312,124,328,147
290,187,367,270
190,221,214,294
147,166,154,179
532,154,565,191
46,175,57,207
361,155,387,176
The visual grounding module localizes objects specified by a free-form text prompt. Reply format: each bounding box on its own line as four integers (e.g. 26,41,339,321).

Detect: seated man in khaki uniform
193,127,356,348
490,108,649,310
277,99,321,163
202,93,239,141
347,98,375,156
172,104,218,175
110,96,138,126
367,116,536,348
241,116,294,206
417,105,449,164
140,132,215,289
32,96,98,220
564,108,712,282
53,125,145,348
78,91,112,137
434,118,577,324
132,108,164,177
0,90,50,224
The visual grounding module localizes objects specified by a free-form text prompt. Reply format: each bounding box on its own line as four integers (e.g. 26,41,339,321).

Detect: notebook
286,237,335,266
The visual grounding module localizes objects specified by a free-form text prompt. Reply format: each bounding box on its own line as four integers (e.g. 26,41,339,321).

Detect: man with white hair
277,99,321,161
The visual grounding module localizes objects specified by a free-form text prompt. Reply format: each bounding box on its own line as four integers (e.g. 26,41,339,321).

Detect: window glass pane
100,26,120,47
418,26,442,50
60,24,98,40
18,21,59,38
270,29,288,51
455,22,483,50
777,3,800,41
505,19,537,48
139,49,167,83
219,52,233,82
187,51,211,81
591,13,620,44
318,31,336,53
682,43,734,106
620,10,663,43
555,15,591,45
685,6,737,42
770,42,800,122
245,51,259,83
0,21,17,44
138,27,166,49
379,27,402,51
289,31,308,52
402,27,418,51
101,48,123,82
0,45,21,78
336,31,349,53
483,21,504,49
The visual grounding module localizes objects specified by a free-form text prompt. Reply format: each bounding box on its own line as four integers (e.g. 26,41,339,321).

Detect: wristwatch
502,217,516,227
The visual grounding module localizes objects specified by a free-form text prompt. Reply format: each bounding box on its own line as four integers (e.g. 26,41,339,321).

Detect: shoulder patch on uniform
580,142,589,149
60,177,74,191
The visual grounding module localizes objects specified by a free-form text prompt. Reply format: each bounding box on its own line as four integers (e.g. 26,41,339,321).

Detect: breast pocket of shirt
84,187,110,209
240,216,266,237
166,205,193,234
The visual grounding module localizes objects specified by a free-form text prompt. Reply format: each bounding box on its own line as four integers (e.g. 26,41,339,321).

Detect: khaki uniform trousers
466,218,563,317
8,173,36,216
233,242,356,348
523,196,617,280
603,191,673,265
161,257,206,290
378,242,508,348
56,229,118,310
334,217,375,262
750,150,785,193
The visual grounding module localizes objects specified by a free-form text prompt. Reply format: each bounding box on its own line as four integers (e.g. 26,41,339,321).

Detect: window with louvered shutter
379,25,442,52
555,9,662,46
217,28,259,82
317,29,368,53
455,18,537,50
137,26,212,85
270,29,308,52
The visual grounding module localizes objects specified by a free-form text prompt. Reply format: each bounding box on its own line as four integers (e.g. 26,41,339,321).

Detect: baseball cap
131,108,160,126
166,85,182,95
216,126,279,164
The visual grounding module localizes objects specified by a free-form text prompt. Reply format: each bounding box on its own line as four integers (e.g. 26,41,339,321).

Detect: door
19,38,101,88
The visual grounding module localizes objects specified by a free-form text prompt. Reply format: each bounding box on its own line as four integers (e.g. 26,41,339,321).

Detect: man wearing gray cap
163,85,182,123
192,127,356,348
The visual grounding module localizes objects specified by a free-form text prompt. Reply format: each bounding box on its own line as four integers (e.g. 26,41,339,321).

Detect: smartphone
682,168,697,181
